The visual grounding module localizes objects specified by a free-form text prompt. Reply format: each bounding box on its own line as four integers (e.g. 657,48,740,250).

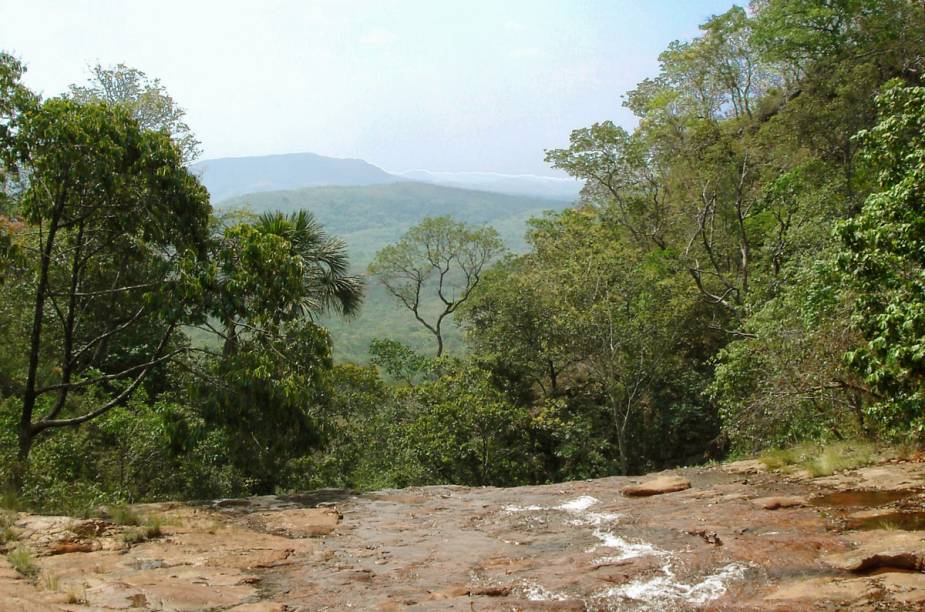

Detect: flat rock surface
4,461,925,609
823,530,925,572
621,473,691,497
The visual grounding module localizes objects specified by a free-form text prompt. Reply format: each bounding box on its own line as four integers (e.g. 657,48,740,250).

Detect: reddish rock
48,540,97,555
621,474,691,497
751,496,807,510
823,531,925,573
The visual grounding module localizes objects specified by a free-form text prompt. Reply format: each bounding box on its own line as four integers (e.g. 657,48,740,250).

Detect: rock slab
621,474,691,497
751,496,806,510
823,531,925,573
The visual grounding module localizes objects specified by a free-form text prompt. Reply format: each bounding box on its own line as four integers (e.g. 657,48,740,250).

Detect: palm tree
218,210,364,357
254,210,364,320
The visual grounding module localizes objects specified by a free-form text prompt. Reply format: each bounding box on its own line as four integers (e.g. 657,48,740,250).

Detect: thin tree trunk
17,200,64,484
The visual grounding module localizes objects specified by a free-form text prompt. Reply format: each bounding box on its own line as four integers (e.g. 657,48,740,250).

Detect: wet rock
14,515,108,557
751,496,806,510
228,604,289,612
215,498,252,508
49,540,98,555
810,488,917,508
13,461,925,610
685,529,723,546
764,575,877,603
823,531,925,573
70,519,109,538
621,474,691,497
880,572,925,605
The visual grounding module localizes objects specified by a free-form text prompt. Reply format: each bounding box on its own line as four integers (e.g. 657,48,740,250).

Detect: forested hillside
217,182,572,360
219,181,570,260
2,0,925,513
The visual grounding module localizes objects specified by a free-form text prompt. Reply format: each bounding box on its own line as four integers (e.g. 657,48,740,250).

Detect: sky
2,0,735,176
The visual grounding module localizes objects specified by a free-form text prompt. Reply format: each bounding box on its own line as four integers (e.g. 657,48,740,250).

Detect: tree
401,364,535,486
9,96,210,478
459,254,575,399
546,8,774,324
527,210,690,474
186,210,362,493
69,63,201,163
838,83,925,425
369,216,504,356
198,318,333,493
544,122,670,250
205,209,363,356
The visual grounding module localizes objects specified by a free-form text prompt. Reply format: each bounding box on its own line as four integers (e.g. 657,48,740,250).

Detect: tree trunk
611,396,629,476
434,323,444,357
17,202,64,489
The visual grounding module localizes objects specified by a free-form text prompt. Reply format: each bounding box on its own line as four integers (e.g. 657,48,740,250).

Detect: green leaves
369,216,505,356
69,63,202,163
838,84,925,414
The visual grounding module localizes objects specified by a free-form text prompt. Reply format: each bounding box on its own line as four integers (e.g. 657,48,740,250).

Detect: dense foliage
2,0,925,510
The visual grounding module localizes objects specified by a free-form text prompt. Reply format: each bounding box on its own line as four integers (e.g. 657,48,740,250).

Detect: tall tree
369,216,504,356
10,96,210,477
838,83,925,422
69,63,201,163
187,209,362,493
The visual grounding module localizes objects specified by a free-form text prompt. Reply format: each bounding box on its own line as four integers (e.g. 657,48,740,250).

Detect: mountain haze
197,153,578,360
192,152,581,202
218,181,570,261
395,169,582,201
191,152,399,202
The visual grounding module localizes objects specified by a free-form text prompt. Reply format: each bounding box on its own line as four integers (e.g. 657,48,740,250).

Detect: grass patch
143,514,163,539
804,441,875,477
107,505,141,526
871,518,902,531
758,440,877,476
0,510,18,545
0,487,22,512
758,442,818,470
122,514,164,544
7,547,37,579
64,587,88,604
890,439,921,461
39,570,59,591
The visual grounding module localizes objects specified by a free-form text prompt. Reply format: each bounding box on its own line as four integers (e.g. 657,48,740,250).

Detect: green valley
217,181,573,360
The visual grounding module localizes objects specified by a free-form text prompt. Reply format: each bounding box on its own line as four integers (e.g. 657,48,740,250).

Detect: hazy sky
2,0,734,175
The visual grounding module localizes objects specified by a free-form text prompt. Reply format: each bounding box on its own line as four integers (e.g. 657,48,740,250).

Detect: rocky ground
5,459,925,610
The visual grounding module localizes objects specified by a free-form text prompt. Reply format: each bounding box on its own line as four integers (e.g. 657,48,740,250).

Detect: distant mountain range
191,151,579,361
191,152,581,203
190,152,397,202
393,169,581,201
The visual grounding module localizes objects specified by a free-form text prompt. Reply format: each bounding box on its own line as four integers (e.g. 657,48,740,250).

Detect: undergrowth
758,440,880,476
